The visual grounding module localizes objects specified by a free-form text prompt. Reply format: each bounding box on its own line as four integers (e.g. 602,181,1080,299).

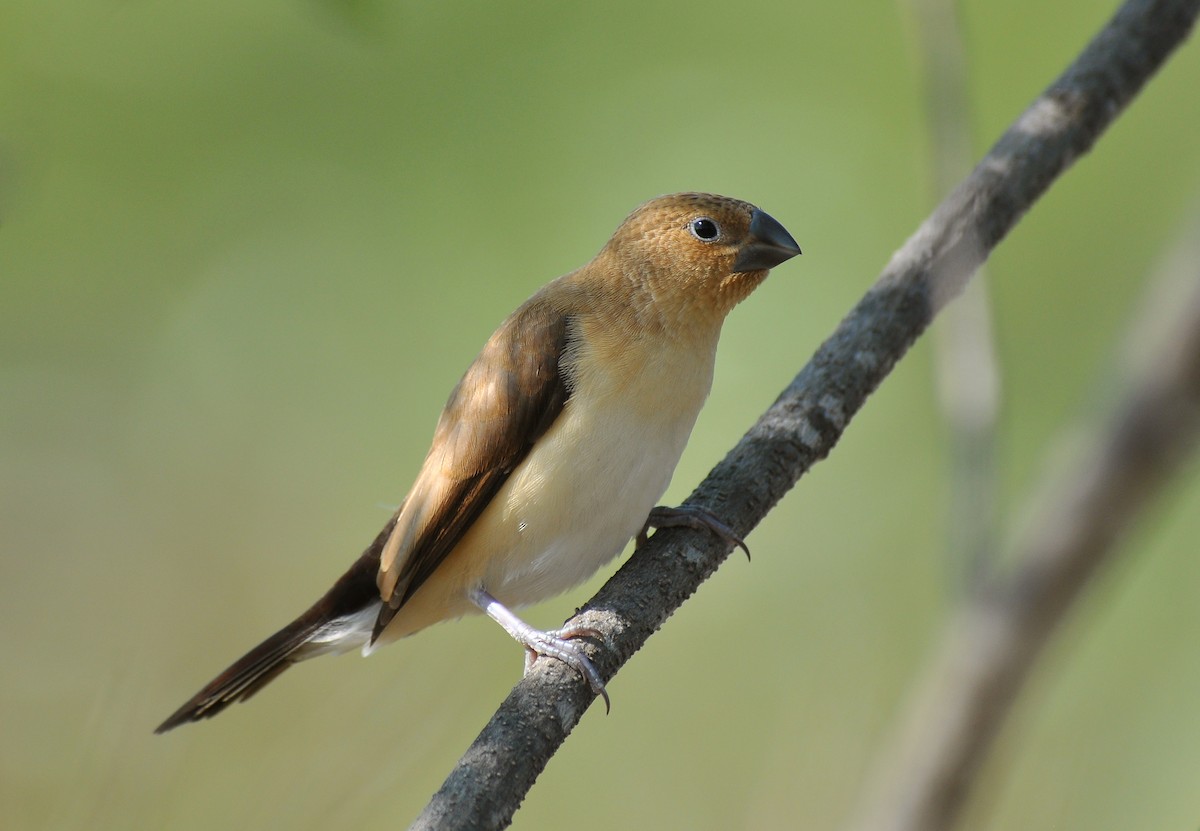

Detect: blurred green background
3,1,1199,828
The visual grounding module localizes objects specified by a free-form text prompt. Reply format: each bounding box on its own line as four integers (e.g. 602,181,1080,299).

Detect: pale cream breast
376,326,721,642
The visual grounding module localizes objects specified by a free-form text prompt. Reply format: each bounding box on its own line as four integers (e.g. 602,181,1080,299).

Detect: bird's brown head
594,192,801,325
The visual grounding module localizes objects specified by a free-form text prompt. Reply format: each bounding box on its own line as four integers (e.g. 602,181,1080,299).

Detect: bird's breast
376,324,721,639
480,330,719,606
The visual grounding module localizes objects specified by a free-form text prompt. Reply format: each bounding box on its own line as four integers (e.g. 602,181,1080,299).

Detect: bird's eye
689,217,720,242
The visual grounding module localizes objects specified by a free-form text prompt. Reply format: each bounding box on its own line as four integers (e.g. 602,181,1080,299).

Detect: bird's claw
521,626,611,713
471,587,610,712
638,504,750,560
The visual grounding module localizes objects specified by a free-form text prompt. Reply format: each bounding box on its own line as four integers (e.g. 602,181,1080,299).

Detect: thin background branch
410,1,1200,828
910,0,1004,581
842,199,1200,831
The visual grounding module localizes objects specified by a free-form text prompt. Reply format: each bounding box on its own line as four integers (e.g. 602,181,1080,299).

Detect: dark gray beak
731,209,802,273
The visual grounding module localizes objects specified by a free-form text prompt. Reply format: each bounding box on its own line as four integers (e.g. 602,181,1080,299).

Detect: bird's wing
373,297,573,639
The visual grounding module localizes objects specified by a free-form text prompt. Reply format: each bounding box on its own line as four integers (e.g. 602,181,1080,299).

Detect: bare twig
842,203,1200,831
410,1,1200,828
910,0,1004,580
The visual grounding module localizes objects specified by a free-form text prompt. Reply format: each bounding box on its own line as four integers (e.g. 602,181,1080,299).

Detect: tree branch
910,0,1004,581
842,201,1200,831
409,1,1200,827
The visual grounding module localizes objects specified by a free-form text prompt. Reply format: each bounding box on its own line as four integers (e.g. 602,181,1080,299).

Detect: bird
155,192,800,732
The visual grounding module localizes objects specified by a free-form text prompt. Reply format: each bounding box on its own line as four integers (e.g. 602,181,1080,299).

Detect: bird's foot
471,589,610,712
637,504,750,560
519,624,610,713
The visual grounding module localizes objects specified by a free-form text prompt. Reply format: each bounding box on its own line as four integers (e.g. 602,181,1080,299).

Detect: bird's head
597,192,801,324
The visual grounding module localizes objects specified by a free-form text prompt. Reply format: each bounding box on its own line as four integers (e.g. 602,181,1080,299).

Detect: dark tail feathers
154,614,324,733
155,517,395,733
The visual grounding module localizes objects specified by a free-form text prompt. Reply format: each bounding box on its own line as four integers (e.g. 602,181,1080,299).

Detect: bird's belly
377,344,714,642
376,403,695,642
481,399,692,606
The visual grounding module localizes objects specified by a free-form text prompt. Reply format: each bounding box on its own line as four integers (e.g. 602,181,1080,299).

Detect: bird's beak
731,209,802,273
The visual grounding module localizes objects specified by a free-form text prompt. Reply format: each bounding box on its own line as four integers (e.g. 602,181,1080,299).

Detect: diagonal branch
843,200,1200,831
409,1,1200,828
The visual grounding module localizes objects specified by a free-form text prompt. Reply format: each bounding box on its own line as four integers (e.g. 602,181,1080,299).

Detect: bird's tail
154,613,329,733
155,519,395,733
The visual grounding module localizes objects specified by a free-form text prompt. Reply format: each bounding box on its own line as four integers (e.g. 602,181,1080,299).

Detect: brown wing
372,296,573,640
